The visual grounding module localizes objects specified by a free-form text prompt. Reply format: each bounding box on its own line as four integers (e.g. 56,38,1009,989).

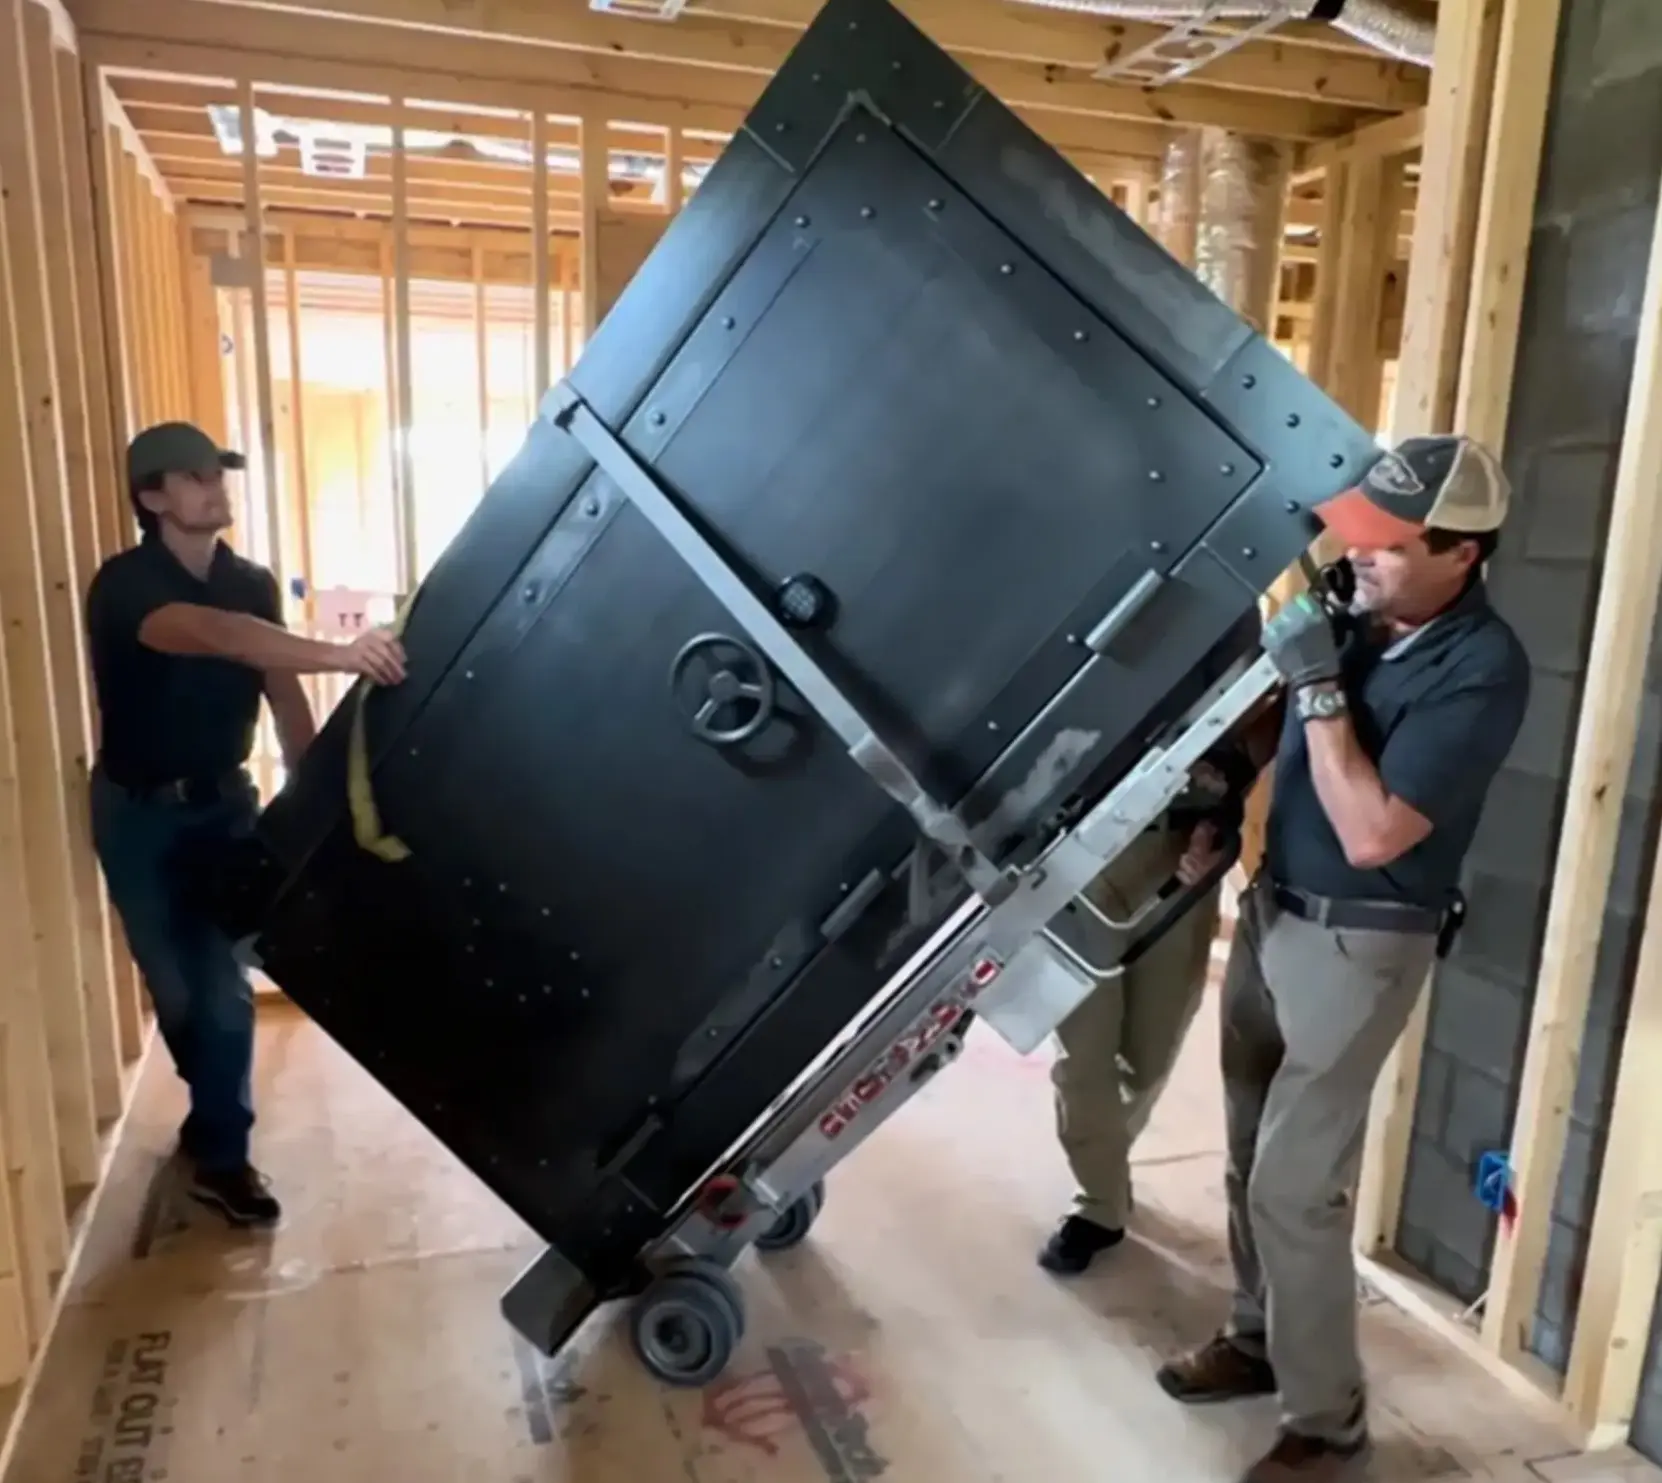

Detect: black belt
1270,882,1442,935
109,769,249,806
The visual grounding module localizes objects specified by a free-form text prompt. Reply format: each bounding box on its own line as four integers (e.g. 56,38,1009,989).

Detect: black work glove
1261,590,1342,690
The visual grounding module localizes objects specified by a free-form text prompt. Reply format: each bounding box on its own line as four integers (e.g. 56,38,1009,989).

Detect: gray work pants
1220,875,1436,1443
1051,826,1220,1230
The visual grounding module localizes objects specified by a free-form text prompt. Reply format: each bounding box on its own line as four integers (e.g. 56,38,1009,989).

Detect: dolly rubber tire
675,1256,748,1341
629,1269,745,1387
755,1180,826,1253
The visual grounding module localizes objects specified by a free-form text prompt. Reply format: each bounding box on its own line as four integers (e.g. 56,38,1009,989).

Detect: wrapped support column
1152,129,1200,267
1194,127,1290,334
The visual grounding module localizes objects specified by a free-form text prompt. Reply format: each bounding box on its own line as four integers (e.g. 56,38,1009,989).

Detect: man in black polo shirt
1152,435,1530,1482
86,421,406,1227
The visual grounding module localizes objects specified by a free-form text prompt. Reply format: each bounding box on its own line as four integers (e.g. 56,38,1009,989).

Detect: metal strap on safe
547,380,1006,897
346,592,418,863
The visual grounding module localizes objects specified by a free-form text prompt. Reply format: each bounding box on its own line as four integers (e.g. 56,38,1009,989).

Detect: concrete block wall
1390,0,1662,1411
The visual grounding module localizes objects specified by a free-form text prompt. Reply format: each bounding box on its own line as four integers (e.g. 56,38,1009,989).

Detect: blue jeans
90,766,260,1173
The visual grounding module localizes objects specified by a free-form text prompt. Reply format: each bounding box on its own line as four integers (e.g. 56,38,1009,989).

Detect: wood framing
1293,107,1427,181
1352,0,1507,1268
1388,0,1503,441
579,116,606,342
391,103,417,593
1563,214,1662,1426
0,0,101,1195
179,0,1430,111
1481,0,1654,1365
532,108,550,404
21,0,124,1132
0,2,186,1427
239,79,284,596
70,0,1389,142
1494,129,1662,1441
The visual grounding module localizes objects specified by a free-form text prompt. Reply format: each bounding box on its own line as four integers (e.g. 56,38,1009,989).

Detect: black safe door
263,111,1269,1240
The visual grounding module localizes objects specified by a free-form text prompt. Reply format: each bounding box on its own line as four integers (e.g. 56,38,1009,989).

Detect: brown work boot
1237,1426,1369,1481
1154,1334,1277,1404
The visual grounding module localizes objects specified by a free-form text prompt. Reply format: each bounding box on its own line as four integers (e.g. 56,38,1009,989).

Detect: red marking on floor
701,1354,870,1456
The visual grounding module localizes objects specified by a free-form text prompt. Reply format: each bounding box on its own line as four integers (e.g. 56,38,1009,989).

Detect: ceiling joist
166,0,1430,111
74,0,1403,141
77,0,1433,260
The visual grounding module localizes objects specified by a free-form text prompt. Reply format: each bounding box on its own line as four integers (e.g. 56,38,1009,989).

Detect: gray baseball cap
126,421,246,484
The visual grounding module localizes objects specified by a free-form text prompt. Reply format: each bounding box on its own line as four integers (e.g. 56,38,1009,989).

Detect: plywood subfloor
4,991,1652,1483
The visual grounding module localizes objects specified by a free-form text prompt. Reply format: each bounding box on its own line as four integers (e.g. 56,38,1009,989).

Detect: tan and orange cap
1314,435,1510,549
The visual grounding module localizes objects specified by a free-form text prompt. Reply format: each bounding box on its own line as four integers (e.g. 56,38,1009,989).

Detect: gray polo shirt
1264,579,1530,910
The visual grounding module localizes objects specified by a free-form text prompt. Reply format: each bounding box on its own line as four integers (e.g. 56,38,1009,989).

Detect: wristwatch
1296,684,1349,723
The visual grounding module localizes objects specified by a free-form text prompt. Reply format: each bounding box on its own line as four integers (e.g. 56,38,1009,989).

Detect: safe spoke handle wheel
669,632,776,746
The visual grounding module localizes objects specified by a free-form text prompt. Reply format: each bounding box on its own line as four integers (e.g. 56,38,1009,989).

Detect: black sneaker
188,1165,282,1227
1038,1213,1124,1274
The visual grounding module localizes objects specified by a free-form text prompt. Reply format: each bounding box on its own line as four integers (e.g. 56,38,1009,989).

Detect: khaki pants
1051,826,1221,1230
1220,876,1436,1443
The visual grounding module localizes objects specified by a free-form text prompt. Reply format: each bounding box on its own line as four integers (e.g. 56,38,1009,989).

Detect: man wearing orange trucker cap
1151,434,1531,1482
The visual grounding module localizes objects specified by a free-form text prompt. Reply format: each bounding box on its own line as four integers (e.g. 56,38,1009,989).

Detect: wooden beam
102,71,172,201
1453,0,1562,449
1496,158,1662,1412
377,235,399,605
391,105,416,593
1389,0,1503,439
128,92,1155,194
1358,1251,1572,1425
168,179,574,230
0,0,101,1196
1304,167,1346,392
472,243,488,494
181,217,229,443
60,53,127,568
142,136,664,200
663,124,683,213
1293,107,1427,181
1480,0,1642,1373
689,0,1397,59
75,0,1379,141
1565,273,1662,1439
113,78,733,158
0,651,58,1348
558,248,573,377
187,208,581,286
281,232,313,608
94,34,1179,166
174,0,1431,111
579,116,605,343
1354,0,1507,1271
85,72,137,475
23,0,124,1129
239,79,284,591
532,109,550,403
1324,156,1403,432
159,167,594,217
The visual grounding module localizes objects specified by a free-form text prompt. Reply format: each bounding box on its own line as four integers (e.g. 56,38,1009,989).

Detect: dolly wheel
755,1179,826,1253
629,1268,745,1388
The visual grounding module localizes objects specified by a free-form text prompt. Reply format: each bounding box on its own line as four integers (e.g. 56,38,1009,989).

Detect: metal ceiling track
1092,0,1308,86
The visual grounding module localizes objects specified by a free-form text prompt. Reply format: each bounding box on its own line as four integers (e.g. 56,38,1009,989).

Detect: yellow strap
345,593,417,863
